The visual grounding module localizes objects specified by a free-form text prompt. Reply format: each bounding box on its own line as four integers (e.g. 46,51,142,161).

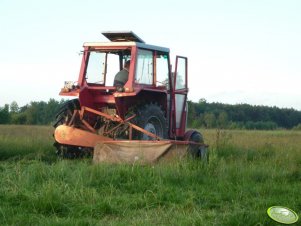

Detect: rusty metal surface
54,125,112,147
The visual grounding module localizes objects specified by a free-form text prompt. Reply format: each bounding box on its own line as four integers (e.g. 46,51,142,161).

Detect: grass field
0,125,300,225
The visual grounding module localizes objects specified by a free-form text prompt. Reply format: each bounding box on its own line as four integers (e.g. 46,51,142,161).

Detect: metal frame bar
78,106,161,140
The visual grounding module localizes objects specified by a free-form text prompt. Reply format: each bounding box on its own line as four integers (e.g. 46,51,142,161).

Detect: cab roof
102,31,145,43
83,31,170,53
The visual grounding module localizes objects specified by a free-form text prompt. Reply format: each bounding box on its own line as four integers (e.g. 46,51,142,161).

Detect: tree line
187,99,301,130
0,99,65,125
1,98,301,130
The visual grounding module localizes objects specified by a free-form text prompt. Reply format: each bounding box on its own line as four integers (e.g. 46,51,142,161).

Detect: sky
0,0,301,110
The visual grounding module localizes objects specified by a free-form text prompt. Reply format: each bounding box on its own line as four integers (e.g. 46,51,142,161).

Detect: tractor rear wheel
53,99,80,128
53,99,92,158
133,103,168,140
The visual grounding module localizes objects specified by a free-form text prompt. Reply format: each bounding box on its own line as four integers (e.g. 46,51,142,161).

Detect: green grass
0,125,55,162
0,125,300,225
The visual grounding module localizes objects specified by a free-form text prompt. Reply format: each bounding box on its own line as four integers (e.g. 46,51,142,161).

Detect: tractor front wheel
187,131,209,162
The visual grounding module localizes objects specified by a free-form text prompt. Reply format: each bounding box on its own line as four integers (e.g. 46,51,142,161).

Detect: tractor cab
78,31,172,91
59,31,188,139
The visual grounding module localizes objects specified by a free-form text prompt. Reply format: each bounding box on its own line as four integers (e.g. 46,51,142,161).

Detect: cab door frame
172,56,188,138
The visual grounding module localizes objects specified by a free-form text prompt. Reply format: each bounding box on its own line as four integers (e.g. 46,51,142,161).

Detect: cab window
135,49,153,85
85,51,130,86
156,53,169,87
85,52,106,84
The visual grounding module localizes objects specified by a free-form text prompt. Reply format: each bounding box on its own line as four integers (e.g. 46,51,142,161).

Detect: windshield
85,51,130,86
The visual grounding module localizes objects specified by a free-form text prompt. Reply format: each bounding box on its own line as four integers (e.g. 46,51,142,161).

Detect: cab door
173,56,188,137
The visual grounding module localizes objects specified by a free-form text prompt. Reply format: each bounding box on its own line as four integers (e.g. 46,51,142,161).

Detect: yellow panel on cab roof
101,31,145,43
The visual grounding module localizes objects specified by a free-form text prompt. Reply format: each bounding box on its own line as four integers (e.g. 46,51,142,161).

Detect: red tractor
53,31,207,162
